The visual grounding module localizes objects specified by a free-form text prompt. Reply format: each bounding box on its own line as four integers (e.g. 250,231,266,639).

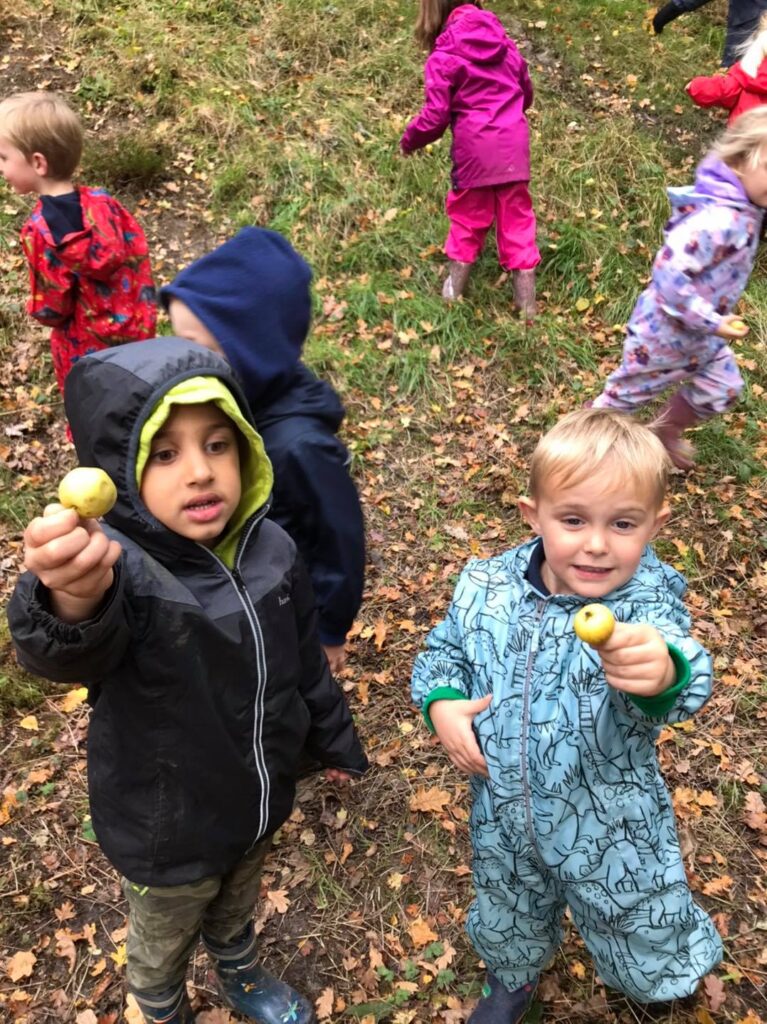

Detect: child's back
161,228,365,666
687,12,767,122
401,5,532,189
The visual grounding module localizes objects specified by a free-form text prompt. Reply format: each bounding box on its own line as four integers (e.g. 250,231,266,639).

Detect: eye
207,435,233,454
613,519,635,531
150,447,176,464
562,516,583,527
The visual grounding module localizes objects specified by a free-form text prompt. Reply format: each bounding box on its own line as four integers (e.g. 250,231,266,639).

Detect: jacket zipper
202,508,271,840
520,598,545,861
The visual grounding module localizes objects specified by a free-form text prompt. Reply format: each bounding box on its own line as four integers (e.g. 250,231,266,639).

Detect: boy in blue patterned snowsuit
411,409,722,1023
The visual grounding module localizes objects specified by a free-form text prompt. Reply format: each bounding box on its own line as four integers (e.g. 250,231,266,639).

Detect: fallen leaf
266,889,290,914
110,943,127,968
703,974,727,1012
75,1011,98,1024
702,875,734,896
19,715,39,731
60,687,88,713
316,987,334,1020
408,916,438,948
6,950,36,981
409,786,451,814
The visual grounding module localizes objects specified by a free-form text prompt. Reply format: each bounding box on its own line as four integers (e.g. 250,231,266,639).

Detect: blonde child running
688,12,767,123
400,1,540,315
593,107,767,469
411,409,721,1023
0,92,156,397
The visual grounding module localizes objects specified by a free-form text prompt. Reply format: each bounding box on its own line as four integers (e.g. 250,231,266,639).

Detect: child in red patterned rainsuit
0,92,156,397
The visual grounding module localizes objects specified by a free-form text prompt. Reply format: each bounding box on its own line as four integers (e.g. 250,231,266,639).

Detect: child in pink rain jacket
687,12,767,124
400,1,540,316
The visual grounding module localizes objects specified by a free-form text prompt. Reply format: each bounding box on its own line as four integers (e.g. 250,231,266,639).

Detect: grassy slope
0,1,766,1022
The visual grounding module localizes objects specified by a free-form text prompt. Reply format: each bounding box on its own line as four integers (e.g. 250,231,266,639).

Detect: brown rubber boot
442,260,472,301
649,392,705,471
512,268,536,320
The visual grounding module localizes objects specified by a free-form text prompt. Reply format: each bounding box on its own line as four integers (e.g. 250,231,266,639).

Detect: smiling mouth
574,565,612,575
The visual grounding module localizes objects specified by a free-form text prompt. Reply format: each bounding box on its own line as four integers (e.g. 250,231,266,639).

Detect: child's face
168,299,225,357
140,402,242,547
735,149,767,208
0,137,43,195
519,473,669,598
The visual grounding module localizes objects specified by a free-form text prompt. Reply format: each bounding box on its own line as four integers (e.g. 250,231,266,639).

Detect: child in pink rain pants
400,1,540,316
593,108,767,470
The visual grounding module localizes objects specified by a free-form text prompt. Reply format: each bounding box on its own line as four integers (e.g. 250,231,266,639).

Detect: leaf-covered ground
0,2,765,1023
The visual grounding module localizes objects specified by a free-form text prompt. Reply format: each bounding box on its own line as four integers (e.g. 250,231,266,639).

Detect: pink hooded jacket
400,4,533,189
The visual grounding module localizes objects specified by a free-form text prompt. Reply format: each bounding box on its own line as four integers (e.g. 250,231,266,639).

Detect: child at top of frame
653,0,767,68
400,1,540,317
0,92,156,398
160,227,366,675
592,106,767,470
8,337,368,1024
688,11,767,123
411,408,721,1023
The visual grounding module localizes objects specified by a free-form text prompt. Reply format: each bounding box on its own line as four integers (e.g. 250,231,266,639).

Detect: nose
185,449,214,485
584,525,608,555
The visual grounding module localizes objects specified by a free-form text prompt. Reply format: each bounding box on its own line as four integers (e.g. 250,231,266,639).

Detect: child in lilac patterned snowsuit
593,107,767,469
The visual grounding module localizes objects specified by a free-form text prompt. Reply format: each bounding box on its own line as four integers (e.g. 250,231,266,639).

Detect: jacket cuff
627,642,690,717
421,685,468,734
318,628,348,648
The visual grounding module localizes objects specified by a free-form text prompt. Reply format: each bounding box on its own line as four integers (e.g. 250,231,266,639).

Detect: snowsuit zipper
519,598,545,861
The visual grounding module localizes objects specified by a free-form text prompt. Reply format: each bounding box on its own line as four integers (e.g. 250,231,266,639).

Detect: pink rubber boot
649,392,705,471
442,260,472,301
512,268,536,321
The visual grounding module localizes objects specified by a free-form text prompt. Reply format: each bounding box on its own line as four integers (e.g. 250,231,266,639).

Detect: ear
29,151,49,176
650,502,671,538
518,495,541,534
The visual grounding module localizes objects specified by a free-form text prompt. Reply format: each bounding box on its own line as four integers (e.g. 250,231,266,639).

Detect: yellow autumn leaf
19,715,39,731
266,889,290,913
110,943,127,967
575,297,590,312
6,949,36,981
60,687,88,713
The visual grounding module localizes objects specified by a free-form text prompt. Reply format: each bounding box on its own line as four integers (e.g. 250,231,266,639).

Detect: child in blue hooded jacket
161,228,365,673
411,409,721,1023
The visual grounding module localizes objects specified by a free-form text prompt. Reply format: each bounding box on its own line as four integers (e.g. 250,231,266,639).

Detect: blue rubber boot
204,927,316,1024
467,974,535,1024
130,980,195,1024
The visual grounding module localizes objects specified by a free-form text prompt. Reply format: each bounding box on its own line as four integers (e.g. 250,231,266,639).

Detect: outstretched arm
400,52,454,153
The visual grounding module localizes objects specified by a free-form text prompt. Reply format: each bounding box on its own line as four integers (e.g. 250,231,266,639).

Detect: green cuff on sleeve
628,642,691,717
421,686,469,734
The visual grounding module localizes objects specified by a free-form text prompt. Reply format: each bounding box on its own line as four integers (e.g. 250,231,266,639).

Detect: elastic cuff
421,686,469,734
628,642,691,716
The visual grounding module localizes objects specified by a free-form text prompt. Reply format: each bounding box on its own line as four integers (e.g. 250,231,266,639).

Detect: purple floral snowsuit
595,158,763,417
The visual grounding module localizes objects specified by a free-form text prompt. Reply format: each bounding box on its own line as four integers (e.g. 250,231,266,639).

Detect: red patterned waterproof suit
21,187,157,394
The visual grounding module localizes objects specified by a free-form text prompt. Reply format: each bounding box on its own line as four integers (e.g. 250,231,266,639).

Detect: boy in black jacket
161,228,366,675
653,0,767,66
8,337,368,1024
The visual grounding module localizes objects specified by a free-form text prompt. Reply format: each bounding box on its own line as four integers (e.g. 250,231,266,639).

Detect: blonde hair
737,11,767,75
711,103,767,169
0,92,82,179
415,0,481,50
528,408,670,508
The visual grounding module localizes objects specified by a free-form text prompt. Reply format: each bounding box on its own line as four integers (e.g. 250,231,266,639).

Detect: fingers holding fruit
592,622,675,697
715,315,749,340
24,506,121,597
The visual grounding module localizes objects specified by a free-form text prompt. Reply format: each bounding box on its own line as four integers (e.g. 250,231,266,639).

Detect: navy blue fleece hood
160,227,312,404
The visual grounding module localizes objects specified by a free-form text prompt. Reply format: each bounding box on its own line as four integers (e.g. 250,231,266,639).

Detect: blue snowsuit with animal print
411,540,722,1002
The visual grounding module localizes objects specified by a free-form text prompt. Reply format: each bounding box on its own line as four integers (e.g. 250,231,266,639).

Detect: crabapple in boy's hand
715,314,749,340
429,694,492,777
23,506,121,623
596,622,676,697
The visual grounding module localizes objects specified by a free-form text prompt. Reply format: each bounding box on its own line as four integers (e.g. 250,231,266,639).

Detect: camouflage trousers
122,837,272,994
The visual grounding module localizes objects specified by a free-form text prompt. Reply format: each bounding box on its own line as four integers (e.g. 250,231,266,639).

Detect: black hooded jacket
7,338,368,886
160,228,365,647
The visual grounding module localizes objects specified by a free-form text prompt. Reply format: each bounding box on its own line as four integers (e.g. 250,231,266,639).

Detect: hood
666,155,752,229
438,5,508,64
160,227,312,405
510,538,687,612
64,336,273,569
731,59,767,92
254,363,345,431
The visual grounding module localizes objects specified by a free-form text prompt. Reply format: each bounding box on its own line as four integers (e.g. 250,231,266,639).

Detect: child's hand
322,643,347,675
324,768,353,783
715,315,749,340
429,695,492,777
596,623,675,697
23,506,121,622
